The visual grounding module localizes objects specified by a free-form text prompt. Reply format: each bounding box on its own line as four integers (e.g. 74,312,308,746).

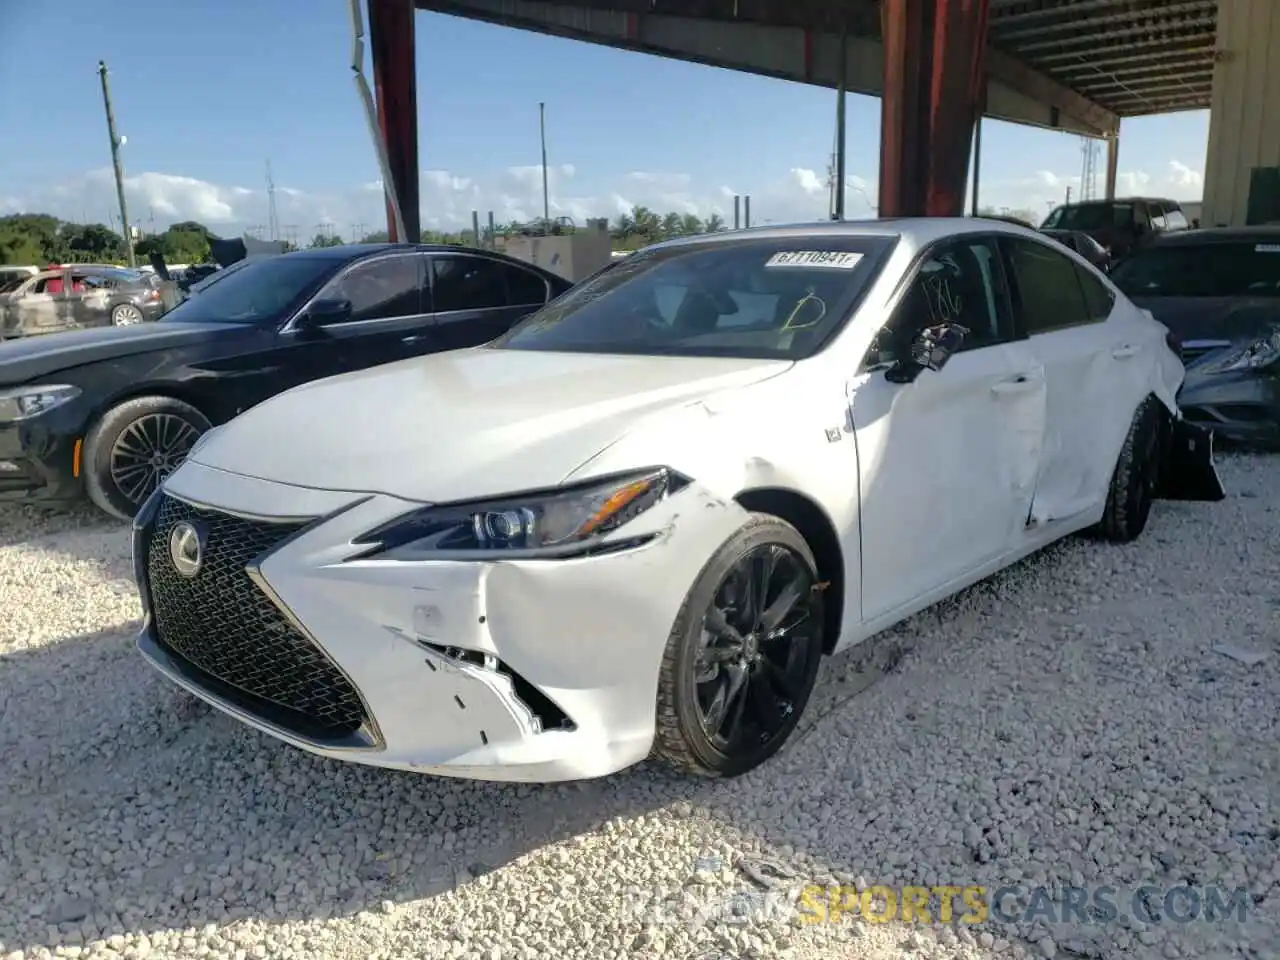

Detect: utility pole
266,160,280,242
834,27,848,220
97,61,135,267
539,102,550,225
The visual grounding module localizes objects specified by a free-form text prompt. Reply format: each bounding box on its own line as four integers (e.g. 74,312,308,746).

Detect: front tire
1091,395,1167,543
653,514,826,777
83,396,211,521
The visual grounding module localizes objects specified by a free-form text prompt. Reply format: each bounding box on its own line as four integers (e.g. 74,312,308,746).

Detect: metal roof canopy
415,0,1218,136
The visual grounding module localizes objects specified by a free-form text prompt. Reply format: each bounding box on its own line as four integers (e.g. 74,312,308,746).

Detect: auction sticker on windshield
765,251,864,269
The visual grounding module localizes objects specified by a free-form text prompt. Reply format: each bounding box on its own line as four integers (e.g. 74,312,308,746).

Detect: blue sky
0,0,1211,237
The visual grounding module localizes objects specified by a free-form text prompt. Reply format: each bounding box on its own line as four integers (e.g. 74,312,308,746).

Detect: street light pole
539,101,550,226
97,60,135,267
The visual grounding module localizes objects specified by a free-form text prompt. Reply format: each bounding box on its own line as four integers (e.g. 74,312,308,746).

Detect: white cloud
1,158,1205,238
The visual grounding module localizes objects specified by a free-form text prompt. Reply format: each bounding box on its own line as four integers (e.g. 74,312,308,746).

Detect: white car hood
188,346,792,503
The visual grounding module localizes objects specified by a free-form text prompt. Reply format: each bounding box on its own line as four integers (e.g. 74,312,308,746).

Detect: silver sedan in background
0,265,167,340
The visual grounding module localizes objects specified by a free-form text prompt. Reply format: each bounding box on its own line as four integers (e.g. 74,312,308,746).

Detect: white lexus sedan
132,220,1224,782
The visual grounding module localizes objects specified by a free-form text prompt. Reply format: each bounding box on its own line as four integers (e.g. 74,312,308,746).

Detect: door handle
1111,344,1139,359
401,334,430,345
991,374,1040,395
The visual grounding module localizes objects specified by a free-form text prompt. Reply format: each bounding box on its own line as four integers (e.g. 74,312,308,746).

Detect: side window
865,237,1010,367
1075,263,1115,322
431,256,508,312
1005,238,1092,334
504,264,549,307
1165,209,1188,230
325,255,421,323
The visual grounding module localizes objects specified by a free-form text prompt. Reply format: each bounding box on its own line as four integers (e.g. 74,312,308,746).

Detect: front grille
146,495,369,742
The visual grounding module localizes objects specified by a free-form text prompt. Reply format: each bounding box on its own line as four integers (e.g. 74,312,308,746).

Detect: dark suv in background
1040,198,1190,260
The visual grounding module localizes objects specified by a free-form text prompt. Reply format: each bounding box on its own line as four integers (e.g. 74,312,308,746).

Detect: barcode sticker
765,251,864,269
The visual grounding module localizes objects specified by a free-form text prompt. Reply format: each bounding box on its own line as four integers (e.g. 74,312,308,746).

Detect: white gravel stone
1,455,1278,960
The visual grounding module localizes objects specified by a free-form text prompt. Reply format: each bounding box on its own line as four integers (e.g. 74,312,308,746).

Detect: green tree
0,213,64,264
60,223,124,262
309,233,344,248
704,213,726,232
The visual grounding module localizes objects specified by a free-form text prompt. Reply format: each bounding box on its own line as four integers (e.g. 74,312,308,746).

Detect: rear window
1042,203,1134,231
1110,242,1280,298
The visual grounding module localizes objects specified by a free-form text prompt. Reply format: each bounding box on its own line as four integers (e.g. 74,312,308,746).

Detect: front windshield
493,236,896,360
1042,203,1133,231
1110,241,1280,297
160,255,340,323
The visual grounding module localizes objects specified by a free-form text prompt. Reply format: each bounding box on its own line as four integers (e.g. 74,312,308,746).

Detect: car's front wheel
82,395,211,521
654,514,826,777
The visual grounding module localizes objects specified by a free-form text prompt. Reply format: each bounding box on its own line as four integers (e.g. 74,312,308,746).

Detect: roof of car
647,217,1044,252
1148,226,1280,246
291,242,508,260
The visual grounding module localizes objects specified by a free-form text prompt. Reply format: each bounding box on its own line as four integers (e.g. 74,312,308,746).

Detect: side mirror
885,322,968,383
294,297,351,332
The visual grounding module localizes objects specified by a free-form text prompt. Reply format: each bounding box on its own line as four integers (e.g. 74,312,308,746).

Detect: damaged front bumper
133,460,747,782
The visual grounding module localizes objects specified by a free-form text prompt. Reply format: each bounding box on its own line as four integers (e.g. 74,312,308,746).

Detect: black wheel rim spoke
694,541,820,751
702,663,749,736
108,414,202,506
746,667,788,736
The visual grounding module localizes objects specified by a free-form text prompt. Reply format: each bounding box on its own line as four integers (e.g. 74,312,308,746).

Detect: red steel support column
368,0,421,242
879,0,991,218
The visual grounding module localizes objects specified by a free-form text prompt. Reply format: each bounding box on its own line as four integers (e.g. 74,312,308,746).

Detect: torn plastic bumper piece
1157,418,1226,502
414,638,575,735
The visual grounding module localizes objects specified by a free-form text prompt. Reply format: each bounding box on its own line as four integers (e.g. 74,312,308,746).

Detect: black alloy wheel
654,515,826,777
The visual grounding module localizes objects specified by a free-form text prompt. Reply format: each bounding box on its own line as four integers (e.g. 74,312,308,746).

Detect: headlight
0,384,81,423
1202,330,1280,373
354,467,691,560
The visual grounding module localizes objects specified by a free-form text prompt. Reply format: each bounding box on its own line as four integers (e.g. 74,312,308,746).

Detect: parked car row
4,218,1227,785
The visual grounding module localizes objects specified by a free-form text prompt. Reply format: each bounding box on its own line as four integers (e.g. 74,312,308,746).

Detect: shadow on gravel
0,544,1076,956
0,467,1273,959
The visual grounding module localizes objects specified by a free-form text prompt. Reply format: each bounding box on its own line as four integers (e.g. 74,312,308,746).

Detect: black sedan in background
0,243,572,519
1109,227,1280,448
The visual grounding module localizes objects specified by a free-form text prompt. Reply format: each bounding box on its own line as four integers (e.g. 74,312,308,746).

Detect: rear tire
111,303,145,326
653,514,826,777
83,396,211,521
1091,396,1167,543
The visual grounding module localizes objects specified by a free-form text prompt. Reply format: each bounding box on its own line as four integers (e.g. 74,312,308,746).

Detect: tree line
0,205,737,269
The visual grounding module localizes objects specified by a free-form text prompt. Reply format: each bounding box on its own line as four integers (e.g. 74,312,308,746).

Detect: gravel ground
0,455,1276,960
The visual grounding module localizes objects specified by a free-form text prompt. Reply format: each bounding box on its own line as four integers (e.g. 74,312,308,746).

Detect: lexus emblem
168,521,205,578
